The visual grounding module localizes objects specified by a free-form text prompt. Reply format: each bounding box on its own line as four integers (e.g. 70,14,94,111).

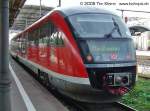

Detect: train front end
67,10,136,102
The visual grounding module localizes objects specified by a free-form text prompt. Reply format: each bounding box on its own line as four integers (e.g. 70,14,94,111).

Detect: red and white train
10,7,137,103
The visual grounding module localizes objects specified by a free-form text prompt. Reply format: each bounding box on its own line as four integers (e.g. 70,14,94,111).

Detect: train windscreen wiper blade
104,26,117,38
104,18,122,38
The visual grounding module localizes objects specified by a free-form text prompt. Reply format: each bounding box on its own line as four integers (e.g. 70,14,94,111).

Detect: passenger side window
39,23,51,46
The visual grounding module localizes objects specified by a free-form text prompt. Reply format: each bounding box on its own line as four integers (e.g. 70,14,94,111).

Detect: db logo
111,53,117,60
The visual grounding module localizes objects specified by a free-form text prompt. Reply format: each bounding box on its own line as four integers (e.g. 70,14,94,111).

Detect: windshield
68,13,131,38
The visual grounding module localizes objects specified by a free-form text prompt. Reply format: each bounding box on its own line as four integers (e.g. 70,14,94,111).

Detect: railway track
51,92,137,111
12,57,137,111
61,99,137,111
112,102,137,111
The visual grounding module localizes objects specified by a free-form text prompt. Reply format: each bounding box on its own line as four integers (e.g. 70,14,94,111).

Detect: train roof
55,6,118,17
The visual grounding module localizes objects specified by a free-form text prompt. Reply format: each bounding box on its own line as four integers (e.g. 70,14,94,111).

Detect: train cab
56,7,136,101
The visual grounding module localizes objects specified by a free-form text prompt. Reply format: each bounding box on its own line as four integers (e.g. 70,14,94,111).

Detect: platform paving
11,77,27,111
10,58,68,111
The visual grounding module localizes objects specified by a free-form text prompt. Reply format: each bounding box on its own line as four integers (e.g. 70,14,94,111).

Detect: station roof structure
10,5,53,31
9,0,26,27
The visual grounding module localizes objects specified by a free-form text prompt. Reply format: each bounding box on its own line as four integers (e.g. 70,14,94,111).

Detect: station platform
136,50,150,78
10,58,68,111
136,50,150,56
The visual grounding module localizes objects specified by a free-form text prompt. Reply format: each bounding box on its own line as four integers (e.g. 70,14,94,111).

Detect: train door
56,30,65,74
49,24,59,71
17,36,22,56
24,32,28,58
39,23,50,67
28,30,39,62
20,33,27,58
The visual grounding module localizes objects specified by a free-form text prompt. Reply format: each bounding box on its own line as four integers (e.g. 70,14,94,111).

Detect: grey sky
25,0,150,18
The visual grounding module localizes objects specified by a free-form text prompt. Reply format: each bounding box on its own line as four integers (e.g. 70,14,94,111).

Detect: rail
113,102,137,111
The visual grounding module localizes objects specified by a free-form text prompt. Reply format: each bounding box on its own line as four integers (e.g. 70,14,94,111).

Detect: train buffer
10,58,68,111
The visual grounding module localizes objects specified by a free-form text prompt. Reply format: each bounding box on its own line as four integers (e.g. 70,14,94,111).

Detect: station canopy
10,5,53,31
9,0,26,27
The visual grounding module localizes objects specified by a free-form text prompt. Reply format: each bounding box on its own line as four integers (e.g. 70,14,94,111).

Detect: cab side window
50,23,64,46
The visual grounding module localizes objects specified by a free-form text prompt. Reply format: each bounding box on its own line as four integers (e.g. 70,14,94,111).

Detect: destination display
85,40,135,62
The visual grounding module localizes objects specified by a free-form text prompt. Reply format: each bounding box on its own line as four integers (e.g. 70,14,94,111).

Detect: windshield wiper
104,18,122,38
